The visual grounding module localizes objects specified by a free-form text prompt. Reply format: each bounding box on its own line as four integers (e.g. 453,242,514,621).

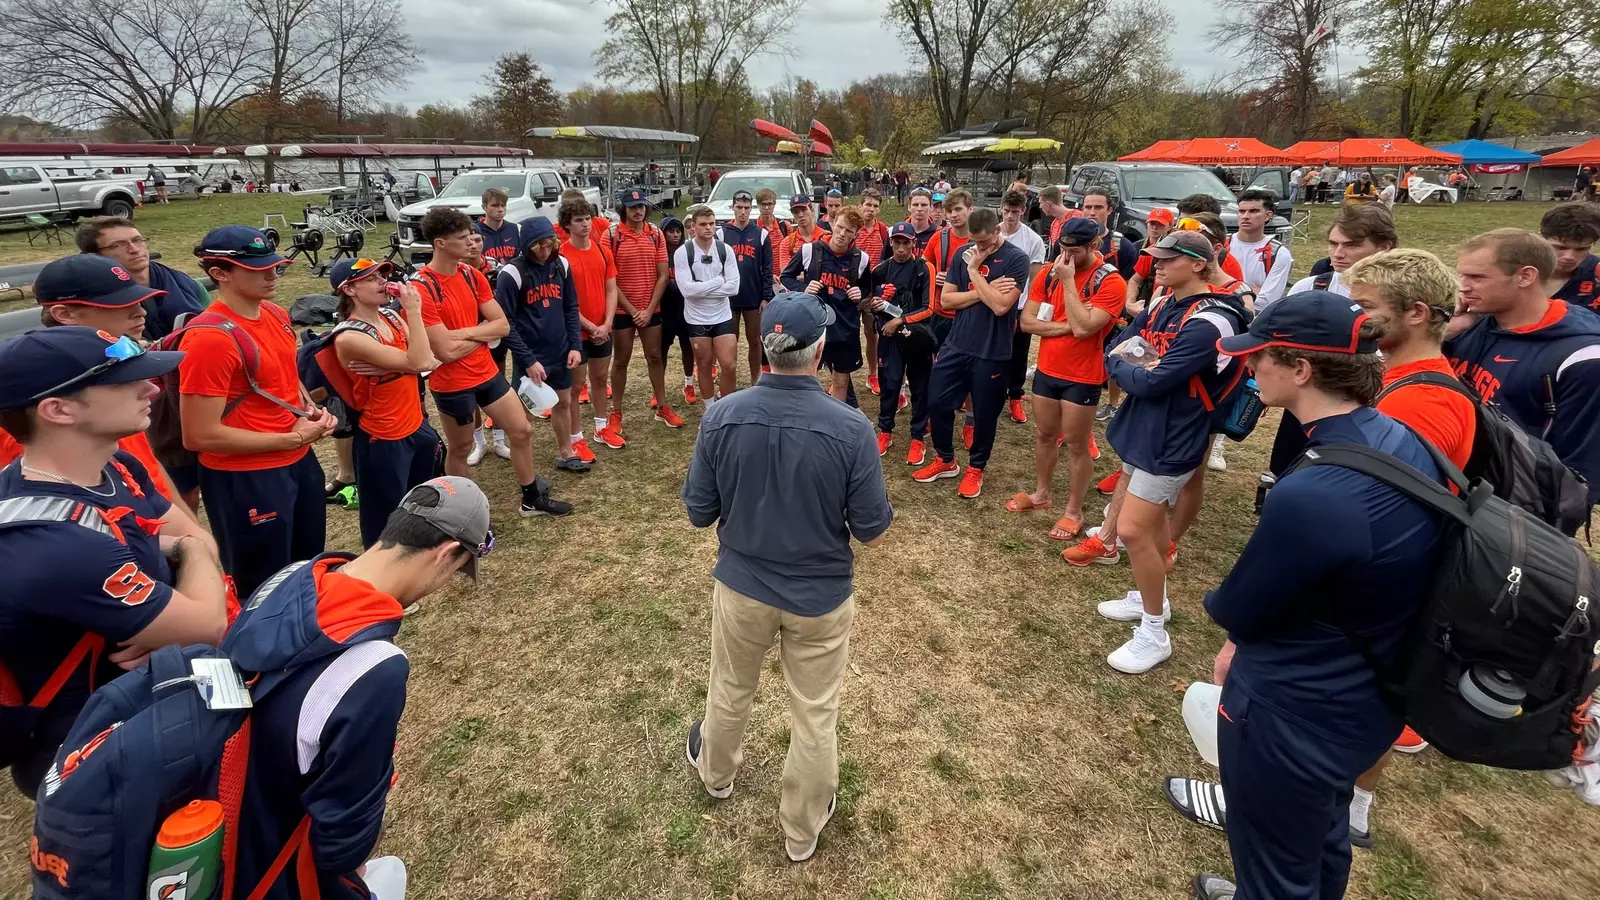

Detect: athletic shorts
539,362,574,392
582,335,614,361
688,318,736,339
167,461,201,495
490,340,509,372
821,338,863,374
1121,462,1194,506
1032,371,1101,406
431,373,512,427
614,309,663,331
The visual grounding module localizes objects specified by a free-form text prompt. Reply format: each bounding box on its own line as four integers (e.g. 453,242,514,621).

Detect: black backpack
682,240,729,282
1296,439,1600,770
1377,371,1591,537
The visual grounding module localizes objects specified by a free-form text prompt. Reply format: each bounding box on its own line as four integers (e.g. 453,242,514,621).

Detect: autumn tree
476,52,563,143
1207,0,1356,139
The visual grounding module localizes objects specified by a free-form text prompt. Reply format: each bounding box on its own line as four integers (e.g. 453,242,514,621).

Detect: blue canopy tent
1434,139,1539,198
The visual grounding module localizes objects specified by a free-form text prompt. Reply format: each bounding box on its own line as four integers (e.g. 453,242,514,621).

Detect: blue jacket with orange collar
719,220,773,309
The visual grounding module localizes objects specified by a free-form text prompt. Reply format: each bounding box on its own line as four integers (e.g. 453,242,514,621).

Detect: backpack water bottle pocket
32,802,118,898
1218,378,1263,442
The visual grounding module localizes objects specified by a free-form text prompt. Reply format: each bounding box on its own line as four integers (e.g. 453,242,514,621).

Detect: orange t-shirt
177,301,308,472
1377,356,1476,471
0,429,176,500
416,265,500,394
1031,256,1128,384
561,239,617,327
609,223,667,312
1221,253,1244,281
924,229,971,318
337,313,424,442
779,225,825,275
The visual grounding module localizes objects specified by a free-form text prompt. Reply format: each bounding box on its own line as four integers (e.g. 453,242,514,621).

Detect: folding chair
23,213,67,247
1484,186,1504,203
1289,209,1313,244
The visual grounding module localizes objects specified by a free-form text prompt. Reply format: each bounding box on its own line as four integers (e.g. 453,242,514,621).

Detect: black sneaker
554,456,590,474
684,720,732,799
520,477,573,517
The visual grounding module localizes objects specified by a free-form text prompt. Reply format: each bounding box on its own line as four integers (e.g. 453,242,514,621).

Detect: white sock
472,427,485,447
570,432,583,444
1212,434,1226,453
685,375,694,386
492,428,506,444
1349,787,1373,833
595,417,607,432
1141,612,1167,635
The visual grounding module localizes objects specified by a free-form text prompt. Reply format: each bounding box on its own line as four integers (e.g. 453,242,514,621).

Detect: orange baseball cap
1147,208,1176,226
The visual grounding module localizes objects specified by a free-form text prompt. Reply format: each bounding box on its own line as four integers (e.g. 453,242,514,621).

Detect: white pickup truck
393,168,603,265
0,163,142,222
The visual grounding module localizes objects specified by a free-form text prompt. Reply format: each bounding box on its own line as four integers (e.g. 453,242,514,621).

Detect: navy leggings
877,337,931,438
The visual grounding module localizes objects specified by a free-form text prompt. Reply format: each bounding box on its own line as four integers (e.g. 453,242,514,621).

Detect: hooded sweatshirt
495,218,581,371
1445,299,1600,501
719,220,773,310
1106,289,1252,475
781,238,873,344
873,251,934,325
222,553,408,900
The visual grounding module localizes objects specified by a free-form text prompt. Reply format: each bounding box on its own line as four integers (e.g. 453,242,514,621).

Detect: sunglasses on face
30,335,144,403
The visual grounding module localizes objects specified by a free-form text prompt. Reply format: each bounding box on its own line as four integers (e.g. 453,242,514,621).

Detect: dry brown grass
0,195,1593,900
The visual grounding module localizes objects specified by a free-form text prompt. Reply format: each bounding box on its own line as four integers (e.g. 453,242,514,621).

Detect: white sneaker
1545,764,1600,806
1107,625,1172,674
492,438,511,460
1086,524,1127,552
1208,435,1228,472
786,793,838,863
1098,590,1170,622
467,439,487,466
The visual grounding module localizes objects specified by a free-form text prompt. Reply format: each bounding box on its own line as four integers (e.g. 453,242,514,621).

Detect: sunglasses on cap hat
471,528,496,559
28,334,144,403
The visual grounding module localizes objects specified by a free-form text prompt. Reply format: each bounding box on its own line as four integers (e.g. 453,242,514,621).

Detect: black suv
1052,162,1294,245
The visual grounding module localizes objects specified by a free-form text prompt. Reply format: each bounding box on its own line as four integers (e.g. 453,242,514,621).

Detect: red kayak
751,119,801,142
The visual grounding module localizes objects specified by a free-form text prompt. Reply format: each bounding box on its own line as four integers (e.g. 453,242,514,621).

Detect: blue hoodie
719,220,773,309
781,238,874,344
1554,253,1599,313
1106,290,1252,475
475,217,520,267
1445,299,1600,501
495,218,581,371
221,553,408,900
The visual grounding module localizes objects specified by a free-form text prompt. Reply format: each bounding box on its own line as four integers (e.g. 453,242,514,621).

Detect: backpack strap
0,494,125,542
243,813,311,900
28,632,105,711
1375,370,1477,405
938,227,955,272
1293,441,1471,525
180,320,308,420
804,242,823,284
1312,270,1336,291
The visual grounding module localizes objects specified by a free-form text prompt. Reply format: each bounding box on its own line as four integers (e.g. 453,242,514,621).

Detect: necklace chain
19,461,117,497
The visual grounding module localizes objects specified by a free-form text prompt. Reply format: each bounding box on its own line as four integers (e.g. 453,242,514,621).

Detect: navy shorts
582,335,614,361
200,452,325,600
821,337,863,374
688,318,736,339
614,309,663,331
431,374,512,427
539,362,574,392
1032,371,1102,406
167,461,201,495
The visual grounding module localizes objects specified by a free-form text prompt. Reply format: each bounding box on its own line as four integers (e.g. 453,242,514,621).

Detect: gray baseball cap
761,291,835,352
398,476,493,580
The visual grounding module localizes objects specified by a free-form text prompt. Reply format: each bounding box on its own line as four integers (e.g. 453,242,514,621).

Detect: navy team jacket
719,221,774,310
495,219,581,371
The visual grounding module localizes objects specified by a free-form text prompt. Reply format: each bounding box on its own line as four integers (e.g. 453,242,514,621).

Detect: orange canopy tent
1283,141,1342,165
1162,138,1289,165
1538,138,1600,167
1119,140,1186,161
1332,138,1461,166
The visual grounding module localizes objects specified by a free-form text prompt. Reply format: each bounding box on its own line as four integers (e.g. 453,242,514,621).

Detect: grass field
0,194,1595,899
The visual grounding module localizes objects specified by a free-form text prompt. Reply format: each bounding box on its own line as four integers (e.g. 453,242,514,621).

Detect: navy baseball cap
0,326,183,410
1057,217,1102,247
621,189,649,207
35,255,163,309
1218,290,1376,357
789,194,811,207
328,258,393,292
889,222,916,241
195,225,288,270
761,291,834,351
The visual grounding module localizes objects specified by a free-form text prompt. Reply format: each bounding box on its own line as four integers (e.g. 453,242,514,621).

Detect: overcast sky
396,0,1259,110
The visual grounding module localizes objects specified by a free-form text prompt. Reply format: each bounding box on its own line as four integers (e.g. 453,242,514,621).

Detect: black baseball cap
0,326,183,410
35,255,164,309
761,291,834,351
1218,290,1376,356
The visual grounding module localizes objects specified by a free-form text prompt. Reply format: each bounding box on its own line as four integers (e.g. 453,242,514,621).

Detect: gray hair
762,332,824,372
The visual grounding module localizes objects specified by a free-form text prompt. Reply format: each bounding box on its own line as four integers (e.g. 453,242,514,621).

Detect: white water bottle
1036,302,1054,321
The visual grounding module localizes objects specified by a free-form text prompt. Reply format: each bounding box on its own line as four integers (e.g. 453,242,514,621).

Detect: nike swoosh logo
1493,355,1518,363
1271,331,1293,338
990,373,1001,378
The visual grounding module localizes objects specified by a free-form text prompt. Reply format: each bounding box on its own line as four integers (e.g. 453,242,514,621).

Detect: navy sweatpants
354,422,442,547
200,452,326,601
1217,685,1390,900
1007,329,1032,400
877,337,931,438
928,346,1007,469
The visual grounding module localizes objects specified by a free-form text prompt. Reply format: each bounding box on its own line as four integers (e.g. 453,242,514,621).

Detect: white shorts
1121,462,1194,506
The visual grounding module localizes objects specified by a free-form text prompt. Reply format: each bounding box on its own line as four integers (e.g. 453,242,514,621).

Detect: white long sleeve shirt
1228,234,1294,308
674,237,741,326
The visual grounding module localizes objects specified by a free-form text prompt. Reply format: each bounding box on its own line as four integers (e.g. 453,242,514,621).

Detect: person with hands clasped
327,258,442,547
496,216,590,487
0,327,228,798
180,226,337,599
1010,217,1126,540
871,222,936,462
913,207,1030,499
780,206,874,404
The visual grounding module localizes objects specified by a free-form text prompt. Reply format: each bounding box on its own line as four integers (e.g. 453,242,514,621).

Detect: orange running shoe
683,383,698,405
958,466,984,499
962,424,974,450
868,374,881,395
912,458,961,483
876,432,893,457
1392,726,1428,754
606,410,623,435
1097,470,1121,495
1062,535,1120,566
571,437,597,464
1165,541,1179,573
1089,434,1101,460
579,383,591,405
906,438,927,466
597,427,626,449
649,395,659,409
607,385,613,399
655,405,685,428
1008,398,1027,424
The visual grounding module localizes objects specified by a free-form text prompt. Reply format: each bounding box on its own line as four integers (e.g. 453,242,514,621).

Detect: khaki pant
698,580,855,856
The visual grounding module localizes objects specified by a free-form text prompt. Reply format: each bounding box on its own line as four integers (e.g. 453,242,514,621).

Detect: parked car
1056,162,1294,245
703,168,814,223
0,164,142,222
394,168,602,265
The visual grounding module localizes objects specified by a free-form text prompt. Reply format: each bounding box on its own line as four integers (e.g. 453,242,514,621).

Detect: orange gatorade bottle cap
156,800,224,848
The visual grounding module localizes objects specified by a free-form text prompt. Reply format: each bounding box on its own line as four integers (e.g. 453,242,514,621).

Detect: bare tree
598,0,801,164
0,0,258,142
885,0,1011,134
324,0,418,125
1207,0,1355,139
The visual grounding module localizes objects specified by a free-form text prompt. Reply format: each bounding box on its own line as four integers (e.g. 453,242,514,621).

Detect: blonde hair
1345,249,1457,341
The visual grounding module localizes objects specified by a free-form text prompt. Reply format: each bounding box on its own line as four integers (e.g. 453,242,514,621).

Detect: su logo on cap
110,265,132,282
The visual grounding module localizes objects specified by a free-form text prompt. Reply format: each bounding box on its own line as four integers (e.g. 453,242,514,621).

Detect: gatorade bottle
147,800,224,900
